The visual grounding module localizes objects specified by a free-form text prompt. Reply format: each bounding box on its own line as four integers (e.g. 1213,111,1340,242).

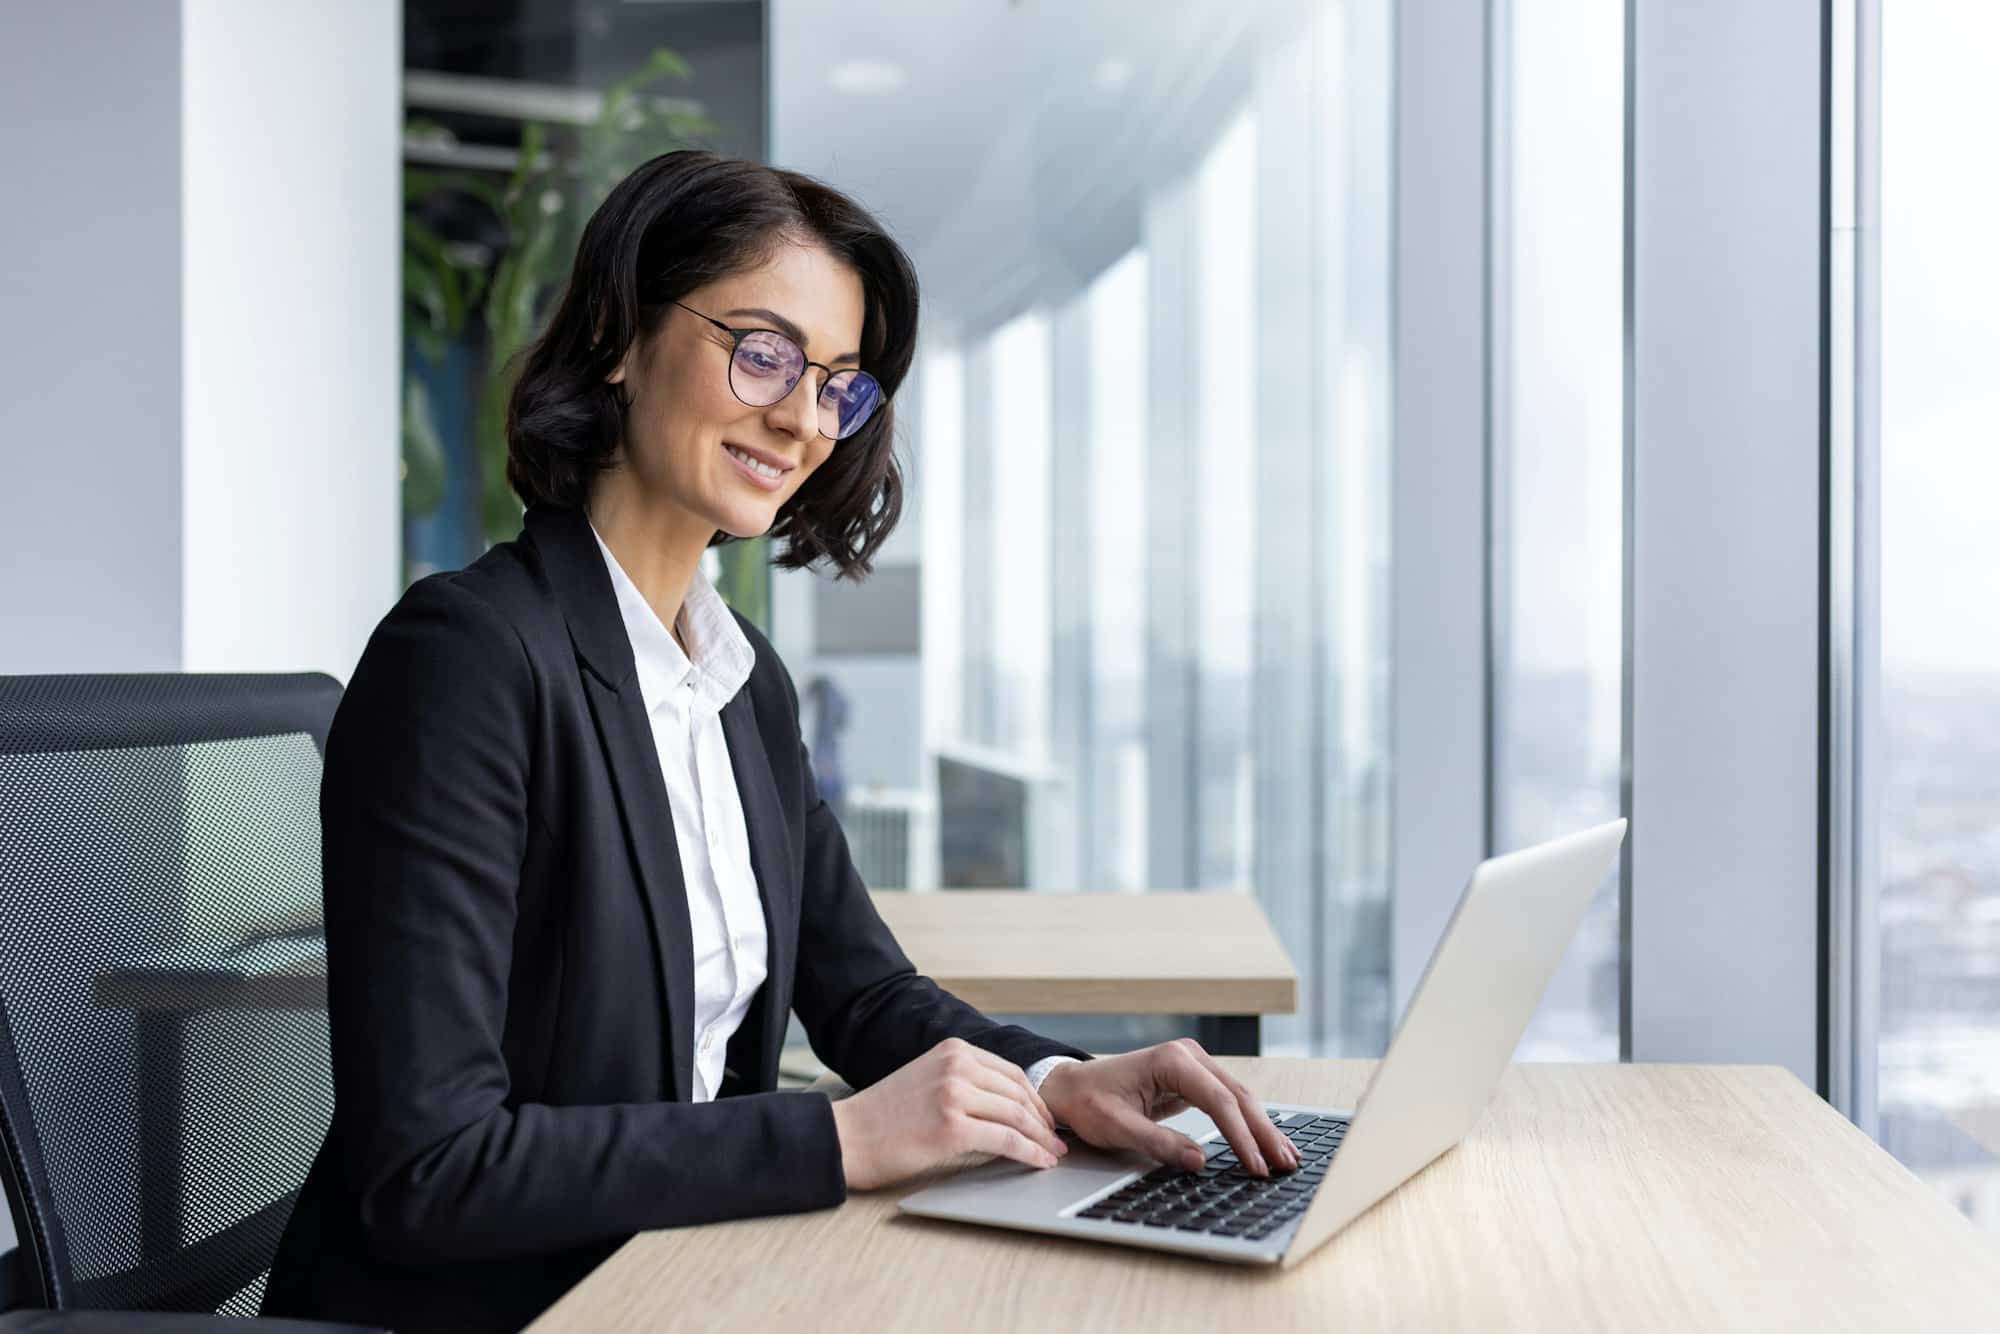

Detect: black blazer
262,502,1089,1334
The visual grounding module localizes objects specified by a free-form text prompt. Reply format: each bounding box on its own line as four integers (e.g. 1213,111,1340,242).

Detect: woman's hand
1037,1039,1300,1176
828,1036,1071,1190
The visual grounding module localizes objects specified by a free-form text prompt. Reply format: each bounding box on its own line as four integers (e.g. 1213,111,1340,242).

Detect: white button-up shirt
592,523,769,1103
590,522,1077,1103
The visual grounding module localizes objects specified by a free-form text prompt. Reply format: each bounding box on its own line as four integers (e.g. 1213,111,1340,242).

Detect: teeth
726,444,782,479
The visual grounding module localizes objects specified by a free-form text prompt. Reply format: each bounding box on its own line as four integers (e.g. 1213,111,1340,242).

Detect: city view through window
1878,0,2000,1235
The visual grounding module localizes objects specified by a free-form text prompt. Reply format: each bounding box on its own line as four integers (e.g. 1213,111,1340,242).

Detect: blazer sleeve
321,577,845,1267
776,653,1094,1091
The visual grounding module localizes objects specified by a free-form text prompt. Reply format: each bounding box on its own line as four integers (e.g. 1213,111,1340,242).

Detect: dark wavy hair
506,150,916,581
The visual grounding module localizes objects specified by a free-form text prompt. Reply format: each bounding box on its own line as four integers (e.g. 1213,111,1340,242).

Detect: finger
957,1105,1063,1170
1183,1045,1299,1170
1161,1044,1271,1175
959,1083,1067,1159
954,1041,1057,1131
1100,1103,1208,1173
964,1061,1066,1150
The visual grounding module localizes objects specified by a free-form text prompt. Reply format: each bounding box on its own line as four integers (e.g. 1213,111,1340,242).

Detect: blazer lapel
720,686,797,1091
525,503,696,1104
585,677,697,1103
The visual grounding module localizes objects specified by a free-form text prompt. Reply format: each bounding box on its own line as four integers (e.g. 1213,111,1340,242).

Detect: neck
585,471,714,650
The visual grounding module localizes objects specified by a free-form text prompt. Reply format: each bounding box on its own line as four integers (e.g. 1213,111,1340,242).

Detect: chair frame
0,674,342,1317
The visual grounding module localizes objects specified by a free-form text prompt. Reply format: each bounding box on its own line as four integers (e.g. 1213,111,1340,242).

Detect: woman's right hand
827,1037,1071,1190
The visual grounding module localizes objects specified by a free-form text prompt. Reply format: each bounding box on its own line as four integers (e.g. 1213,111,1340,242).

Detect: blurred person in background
806,673,850,811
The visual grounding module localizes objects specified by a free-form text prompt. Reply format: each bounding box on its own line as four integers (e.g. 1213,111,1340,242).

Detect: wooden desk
869,890,1297,1055
527,1059,2000,1332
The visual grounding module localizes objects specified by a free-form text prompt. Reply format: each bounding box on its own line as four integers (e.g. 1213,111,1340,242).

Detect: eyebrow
721,307,862,366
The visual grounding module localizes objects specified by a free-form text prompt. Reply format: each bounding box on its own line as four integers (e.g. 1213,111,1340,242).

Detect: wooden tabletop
526,1059,2000,1332
867,890,1298,1016
90,893,1296,1018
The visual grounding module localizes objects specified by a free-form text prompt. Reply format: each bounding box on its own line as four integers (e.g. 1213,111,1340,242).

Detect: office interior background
0,0,1993,1251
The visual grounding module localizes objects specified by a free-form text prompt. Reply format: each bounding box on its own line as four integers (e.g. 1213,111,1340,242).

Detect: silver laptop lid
1282,819,1629,1267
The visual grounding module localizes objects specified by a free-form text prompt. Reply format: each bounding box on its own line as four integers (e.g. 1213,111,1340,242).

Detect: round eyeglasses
672,300,883,440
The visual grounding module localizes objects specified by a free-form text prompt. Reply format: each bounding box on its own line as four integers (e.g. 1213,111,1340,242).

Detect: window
1086,250,1151,893
1496,0,1626,1060
1876,0,2000,1236
1194,108,1259,892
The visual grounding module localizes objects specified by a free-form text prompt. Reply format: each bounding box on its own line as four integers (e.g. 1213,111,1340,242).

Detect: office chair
0,674,377,1333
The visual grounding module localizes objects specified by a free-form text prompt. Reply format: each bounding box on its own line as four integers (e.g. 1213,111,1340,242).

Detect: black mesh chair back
0,675,342,1318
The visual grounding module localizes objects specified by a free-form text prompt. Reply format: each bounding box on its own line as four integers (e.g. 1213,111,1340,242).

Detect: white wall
182,0,401,679
0,1,400,682
0,1,186,673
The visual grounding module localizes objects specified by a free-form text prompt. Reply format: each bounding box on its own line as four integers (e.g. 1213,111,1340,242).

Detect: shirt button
700,1029,714,1053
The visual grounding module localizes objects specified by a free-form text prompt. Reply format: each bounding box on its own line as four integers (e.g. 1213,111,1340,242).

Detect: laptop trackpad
900,1109,1220,1217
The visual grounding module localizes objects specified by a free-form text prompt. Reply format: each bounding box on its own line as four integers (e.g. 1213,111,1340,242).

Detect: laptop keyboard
1071,1109,1346,1242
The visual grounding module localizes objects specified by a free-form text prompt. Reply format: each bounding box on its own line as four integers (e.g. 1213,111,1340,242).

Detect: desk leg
137,1011,184,1260
1196,1016,1260,1057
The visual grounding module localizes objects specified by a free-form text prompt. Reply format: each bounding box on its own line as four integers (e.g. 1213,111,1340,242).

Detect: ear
606,343,630,387
597,312,628,385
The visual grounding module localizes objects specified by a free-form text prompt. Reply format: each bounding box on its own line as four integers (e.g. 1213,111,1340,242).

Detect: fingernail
1043,1152,1060,1168
1252,1153,1269,1175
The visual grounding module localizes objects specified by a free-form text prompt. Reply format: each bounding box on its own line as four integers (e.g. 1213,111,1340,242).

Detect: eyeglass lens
729,330,882,439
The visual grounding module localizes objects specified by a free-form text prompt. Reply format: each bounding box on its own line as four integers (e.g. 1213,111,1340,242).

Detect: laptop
898,818,1629,1268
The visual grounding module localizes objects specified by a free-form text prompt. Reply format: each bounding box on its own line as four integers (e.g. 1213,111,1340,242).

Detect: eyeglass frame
669,299,883,440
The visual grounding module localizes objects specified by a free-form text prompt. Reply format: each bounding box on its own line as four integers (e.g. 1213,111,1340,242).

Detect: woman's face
608,239,867,540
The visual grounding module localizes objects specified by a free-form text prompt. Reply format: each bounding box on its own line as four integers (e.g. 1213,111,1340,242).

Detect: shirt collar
588,520,755,716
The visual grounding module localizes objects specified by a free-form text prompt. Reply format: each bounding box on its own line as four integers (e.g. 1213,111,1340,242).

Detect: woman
263,150,1298,1334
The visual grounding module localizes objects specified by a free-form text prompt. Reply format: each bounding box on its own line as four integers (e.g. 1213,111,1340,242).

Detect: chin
715,504,780,541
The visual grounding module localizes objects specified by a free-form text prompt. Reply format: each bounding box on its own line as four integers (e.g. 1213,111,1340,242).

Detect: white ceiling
769,0,1309,340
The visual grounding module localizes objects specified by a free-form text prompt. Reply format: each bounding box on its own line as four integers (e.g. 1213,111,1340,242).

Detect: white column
1144,177,1201,891
1391,0,1494,1014
958,339,998,747
1251,18,1321,1052
1047,298,1094,892
1626,0,1825,1086
181,0,401,679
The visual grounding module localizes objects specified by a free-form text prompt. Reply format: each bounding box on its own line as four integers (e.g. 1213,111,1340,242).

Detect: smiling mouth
723,443,789,480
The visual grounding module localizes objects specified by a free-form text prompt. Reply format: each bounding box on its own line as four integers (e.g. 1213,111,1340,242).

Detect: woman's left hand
1036,1039,1301,1176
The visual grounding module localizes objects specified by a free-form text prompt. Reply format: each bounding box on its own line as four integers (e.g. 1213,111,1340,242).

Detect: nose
764,369,823,445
